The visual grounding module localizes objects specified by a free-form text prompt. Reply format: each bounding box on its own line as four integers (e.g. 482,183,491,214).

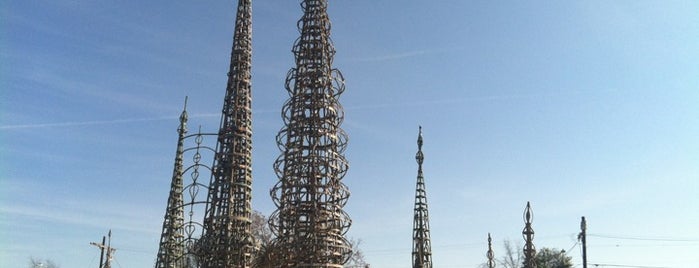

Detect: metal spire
155,97,188,268
412,126,433,268
269,0,352,266
201,0,254,267
487,233,495,268
522,202,537,268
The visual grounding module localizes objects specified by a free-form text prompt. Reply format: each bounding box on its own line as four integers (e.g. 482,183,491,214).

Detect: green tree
534,248,573,268
486,240,573,268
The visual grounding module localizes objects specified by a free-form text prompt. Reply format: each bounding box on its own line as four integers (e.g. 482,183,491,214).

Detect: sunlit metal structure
522,202,537,268
486,233,495,268
200,0,255,267
412,127,433,268
155,99,189,268
155,99,217,268
268,0,352,266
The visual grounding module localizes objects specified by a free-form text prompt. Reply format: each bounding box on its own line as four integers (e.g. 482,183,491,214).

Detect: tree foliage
249,211,369,268
250,210,276,268
497,240,523,268
345,238,369,268
251,210,273,247
28,257,59,268
488,240,573,268
534,248,573,268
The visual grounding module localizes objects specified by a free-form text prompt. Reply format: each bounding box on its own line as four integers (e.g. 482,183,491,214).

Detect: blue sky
2,1,698,267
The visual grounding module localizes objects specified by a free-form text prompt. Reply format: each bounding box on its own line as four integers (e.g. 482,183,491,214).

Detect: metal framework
486,233,495,268
522,202,537,268
155,99,218,268
156,99,189,268
412,127,433,268
200,0,255,267
268,0,351,266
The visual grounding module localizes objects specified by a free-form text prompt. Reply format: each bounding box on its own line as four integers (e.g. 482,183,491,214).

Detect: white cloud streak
348,50,430,62
345,46,468,63
0,110,285,130
0,202,160,235
0,116,178,130
0,91,579,130
345,90,587,111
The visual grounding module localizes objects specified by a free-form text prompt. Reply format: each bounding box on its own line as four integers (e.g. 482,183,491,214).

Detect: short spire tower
487,233,495,268
412,126,433,268
269,0,352,266
200,0,254,267
155,97,188,268
522,202,537,268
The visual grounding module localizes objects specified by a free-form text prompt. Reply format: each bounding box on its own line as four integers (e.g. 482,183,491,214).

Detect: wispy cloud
0,92,581,130
348,50,430,62
345,91,587,111
0,177,160,235
0,111,281,130
0,116,178,130
346,46,468,63
0,202,160,235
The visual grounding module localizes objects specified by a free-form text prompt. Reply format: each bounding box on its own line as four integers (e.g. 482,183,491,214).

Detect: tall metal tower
412,127,433,268
522,202,537,268
155,99,188,268
200,0,254,267
268,0,351,266
486,233,495,268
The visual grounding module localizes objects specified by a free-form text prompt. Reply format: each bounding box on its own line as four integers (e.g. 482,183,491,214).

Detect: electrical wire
590,243,699,248
566,240,579,253
113,257,123,268
588,233,699,242
589,263,670,268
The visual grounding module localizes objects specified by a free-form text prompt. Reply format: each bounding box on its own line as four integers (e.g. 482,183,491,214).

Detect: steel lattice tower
412,127,433,268
268,0,351,266
200,0,254,267
522,202,537,268
155,99,188,268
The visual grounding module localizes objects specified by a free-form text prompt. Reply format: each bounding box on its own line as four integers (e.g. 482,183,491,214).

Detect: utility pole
578,217,587,268
97,235,106,268
105,230,112,268
91,230,116,268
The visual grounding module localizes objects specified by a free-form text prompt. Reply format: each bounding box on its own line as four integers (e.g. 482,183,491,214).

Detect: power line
590,243,699,248
112,258,123,268
566,240,579,253
589,263,670,268
365,241,485,253
116,247,153,254
588,233,699,242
